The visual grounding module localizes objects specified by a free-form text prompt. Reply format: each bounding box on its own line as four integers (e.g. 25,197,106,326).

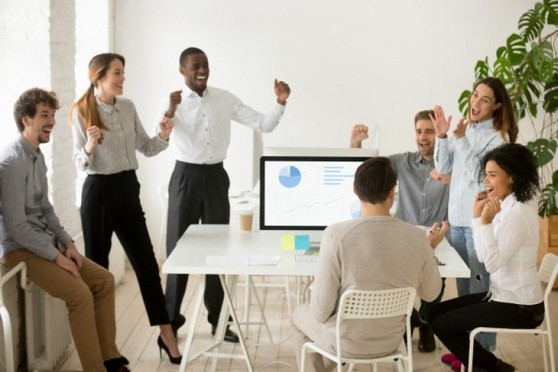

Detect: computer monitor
260,156,369,230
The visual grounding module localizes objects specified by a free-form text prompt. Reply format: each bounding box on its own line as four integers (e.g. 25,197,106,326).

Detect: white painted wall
111,0,537,250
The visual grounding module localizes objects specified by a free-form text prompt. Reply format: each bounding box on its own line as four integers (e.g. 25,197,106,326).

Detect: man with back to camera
290,156,446,372
350,110,450,352
156,47,291,342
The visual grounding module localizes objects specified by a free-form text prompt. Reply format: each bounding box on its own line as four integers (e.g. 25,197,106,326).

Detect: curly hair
480,143,539,203
13,88,60,132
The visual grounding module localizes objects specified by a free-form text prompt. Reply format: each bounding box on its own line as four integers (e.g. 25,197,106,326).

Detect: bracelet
164,113,174,119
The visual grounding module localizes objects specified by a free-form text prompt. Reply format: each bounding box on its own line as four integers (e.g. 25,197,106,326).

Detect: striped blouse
72,97,168,175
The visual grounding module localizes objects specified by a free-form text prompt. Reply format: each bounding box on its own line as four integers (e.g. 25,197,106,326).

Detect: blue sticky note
294,234,310,250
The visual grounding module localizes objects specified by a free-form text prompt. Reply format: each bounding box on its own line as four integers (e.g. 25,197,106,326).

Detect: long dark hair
471,77,518,143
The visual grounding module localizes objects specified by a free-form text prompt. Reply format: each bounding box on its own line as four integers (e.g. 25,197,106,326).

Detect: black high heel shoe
157,335,182,365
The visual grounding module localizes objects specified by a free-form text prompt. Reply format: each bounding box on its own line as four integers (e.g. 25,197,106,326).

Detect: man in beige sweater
291,157,446,372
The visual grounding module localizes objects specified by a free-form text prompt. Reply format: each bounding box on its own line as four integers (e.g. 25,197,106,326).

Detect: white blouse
472,194,543,305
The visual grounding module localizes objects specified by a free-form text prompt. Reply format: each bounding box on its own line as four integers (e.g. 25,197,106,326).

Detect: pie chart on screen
278,165,302,188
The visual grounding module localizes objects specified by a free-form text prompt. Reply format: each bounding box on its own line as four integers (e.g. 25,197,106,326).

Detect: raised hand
350,124,369,148
430,105,452,138
452,117,471,139
274,79,291,105
165,90,182,118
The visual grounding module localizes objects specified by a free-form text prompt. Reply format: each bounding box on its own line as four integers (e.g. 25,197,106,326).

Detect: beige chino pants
1,248,120,372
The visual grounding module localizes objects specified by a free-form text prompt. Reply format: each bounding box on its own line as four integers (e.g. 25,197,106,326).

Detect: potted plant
457,0,558,272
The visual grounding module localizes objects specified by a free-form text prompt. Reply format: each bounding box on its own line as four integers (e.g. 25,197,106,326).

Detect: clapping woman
70,53,181,364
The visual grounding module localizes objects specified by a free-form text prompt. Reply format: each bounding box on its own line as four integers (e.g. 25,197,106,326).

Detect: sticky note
281,235,295,250
294,235,310,250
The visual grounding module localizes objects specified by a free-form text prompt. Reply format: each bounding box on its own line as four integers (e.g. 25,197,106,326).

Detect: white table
162,224,470,371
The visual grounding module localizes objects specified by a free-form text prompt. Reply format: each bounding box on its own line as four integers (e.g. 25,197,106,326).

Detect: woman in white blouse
429,143,544,372
70,53,181,366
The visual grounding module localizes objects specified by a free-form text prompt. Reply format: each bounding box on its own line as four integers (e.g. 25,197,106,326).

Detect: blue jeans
450,225,495,350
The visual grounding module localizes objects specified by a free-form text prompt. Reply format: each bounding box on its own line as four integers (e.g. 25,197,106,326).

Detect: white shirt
472,194,543,305
435,119,506,226
156,85,285,164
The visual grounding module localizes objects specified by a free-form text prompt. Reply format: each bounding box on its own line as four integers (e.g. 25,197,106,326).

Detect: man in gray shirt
350,110,450,352
0,88,129,372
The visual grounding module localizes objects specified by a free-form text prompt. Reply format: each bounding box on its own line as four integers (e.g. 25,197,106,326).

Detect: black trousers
165,161,230,327
81,170,170,325
429,292,544,369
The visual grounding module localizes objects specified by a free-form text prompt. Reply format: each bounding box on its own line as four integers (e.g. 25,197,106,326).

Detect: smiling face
415,118,436,160
483,160,513,200
96,58,125,103
22,103,56,148
180,52,209,96
469,83,502,122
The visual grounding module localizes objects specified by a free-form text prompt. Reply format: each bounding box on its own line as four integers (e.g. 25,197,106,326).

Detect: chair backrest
335,287,416,362
539,253,558,300
337,287,417,322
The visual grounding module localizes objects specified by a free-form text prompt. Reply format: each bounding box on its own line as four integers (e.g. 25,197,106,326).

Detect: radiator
25,286,71,371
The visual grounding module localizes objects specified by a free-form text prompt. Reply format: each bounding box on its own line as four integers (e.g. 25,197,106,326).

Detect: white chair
0,262,27,372
301,287,416,372
465,252,558,372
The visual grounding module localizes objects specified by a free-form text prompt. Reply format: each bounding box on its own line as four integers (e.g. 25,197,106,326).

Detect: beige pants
1,249,121,372
291,304,338,372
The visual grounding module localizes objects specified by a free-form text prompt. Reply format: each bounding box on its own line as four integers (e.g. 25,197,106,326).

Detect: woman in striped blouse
70,53,181,365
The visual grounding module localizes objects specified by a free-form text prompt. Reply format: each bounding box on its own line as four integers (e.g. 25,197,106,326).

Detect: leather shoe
211,326,240,343
171,314,186,335
417,321,436,352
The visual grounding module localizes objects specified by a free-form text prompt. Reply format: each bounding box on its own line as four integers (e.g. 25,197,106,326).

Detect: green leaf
527,138,558,167
506,34,527,66
458,90,471,117
493,57,514,82
543,0,558,25
519,7,544,42
539,184,558,217
529,41,555,82
552,169,558,188
543,73,558,112
474,59,490,80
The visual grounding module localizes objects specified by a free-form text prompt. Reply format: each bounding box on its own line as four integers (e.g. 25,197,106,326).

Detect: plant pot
538,216,558,288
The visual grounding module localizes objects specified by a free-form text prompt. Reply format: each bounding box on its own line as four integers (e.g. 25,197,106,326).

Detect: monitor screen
260,156,369,230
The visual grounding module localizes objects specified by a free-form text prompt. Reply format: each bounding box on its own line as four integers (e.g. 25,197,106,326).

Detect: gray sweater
311,216,442,356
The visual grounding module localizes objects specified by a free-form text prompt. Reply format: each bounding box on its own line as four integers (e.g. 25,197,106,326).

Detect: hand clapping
473,191,500,224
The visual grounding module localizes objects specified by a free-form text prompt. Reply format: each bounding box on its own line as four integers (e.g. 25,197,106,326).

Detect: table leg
178,278,205,372
219,274,254,372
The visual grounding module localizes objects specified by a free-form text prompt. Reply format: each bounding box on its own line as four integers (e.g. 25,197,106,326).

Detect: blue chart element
279,165,302,188
350,200,361,218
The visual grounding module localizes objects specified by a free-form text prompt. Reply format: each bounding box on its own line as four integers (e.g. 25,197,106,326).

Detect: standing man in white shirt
157,47,291,342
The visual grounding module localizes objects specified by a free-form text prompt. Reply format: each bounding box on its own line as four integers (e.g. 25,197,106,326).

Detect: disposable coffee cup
239,210,254,232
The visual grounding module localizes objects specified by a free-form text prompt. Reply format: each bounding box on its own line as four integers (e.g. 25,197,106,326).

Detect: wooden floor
58,269,558,372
